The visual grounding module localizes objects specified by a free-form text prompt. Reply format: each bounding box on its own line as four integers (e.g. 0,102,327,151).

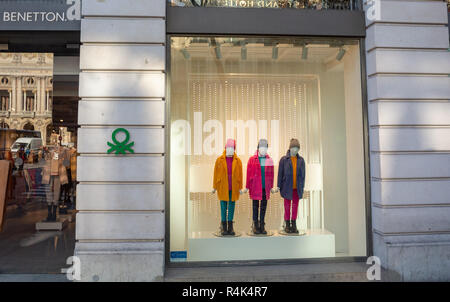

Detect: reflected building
0,53,53,144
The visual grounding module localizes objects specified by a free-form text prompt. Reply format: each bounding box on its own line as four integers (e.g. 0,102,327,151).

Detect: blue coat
277,150,306,200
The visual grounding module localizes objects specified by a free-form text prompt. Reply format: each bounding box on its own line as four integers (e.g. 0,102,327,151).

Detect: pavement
164,261,402,282
0,273,69,282
0,262,402,282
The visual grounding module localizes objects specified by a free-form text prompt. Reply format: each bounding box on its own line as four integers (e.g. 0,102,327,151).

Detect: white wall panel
366,49,450,75
367,75,450,100
80,45,165,71
82,0,166,17
371,153,450,179
79,72,165,98
77,156,164,182
372,179,450,205
372,206,450,234
77,184,164,211
366,24,449,51
369,101,450,126
370,128,450,151
366,0,448,26
78,100,165,126
81,18,165,43
78,127,164,153
76,212,164,240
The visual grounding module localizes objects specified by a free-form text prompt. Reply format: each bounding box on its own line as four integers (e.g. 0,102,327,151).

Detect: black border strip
167,7,366,37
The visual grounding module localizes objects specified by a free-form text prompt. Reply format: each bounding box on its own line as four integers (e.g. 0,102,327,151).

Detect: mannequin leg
252,200,259,222
252,200,260,234
52,177,61,221
220,200,228,222
45,176,55,221
290,189,300,233
227,199,236,236
283,199,291,232
220,200,227,235
259,199,267,235
291,190,299,220
227,201,235,221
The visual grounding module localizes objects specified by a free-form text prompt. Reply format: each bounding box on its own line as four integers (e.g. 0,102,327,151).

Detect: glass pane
0,53,78,273
169,0,361,10
170,36,366,262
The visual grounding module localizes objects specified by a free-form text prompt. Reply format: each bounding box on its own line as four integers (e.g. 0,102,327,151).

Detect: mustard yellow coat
213,151,243,202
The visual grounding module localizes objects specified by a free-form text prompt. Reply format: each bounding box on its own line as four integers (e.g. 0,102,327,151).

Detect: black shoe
290,220,299,234
284,220,291,233
227,221,235,236
221,221,228,236
252,220,260,234
259,221,267,235
44,205,52,222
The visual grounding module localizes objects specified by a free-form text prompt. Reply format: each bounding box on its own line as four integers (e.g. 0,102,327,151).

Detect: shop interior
0,32,79,273
169,36,367,261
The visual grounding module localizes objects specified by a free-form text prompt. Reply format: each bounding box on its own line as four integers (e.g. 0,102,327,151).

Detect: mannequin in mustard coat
212,139,243,236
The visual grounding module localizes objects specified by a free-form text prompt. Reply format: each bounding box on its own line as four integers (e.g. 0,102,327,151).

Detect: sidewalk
165,262,402,282
0,262,402,282
0,274,69,282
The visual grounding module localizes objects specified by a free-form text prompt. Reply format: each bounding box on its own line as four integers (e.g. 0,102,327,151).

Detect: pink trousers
284,189,299,221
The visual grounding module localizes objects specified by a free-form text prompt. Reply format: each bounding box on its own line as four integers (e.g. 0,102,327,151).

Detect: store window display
170,36,367,262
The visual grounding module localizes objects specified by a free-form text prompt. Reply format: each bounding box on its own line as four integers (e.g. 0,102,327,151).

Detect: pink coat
246,152,274,201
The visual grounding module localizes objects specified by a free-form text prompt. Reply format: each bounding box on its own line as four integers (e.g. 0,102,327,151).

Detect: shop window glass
0,53,78,273
169,36,366,262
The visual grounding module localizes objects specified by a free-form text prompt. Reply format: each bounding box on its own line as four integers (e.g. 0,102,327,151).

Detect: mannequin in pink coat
245,139,274,235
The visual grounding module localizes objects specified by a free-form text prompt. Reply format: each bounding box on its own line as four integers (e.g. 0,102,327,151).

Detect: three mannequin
212,138,306,236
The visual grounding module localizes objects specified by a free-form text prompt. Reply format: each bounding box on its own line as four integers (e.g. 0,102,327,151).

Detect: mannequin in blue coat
273,138,306,234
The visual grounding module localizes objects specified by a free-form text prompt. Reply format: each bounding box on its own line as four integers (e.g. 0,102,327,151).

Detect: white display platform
188,229,335,261
35,219,68,231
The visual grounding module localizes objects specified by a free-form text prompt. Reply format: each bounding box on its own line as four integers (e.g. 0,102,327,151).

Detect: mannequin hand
271,187,279,194
211,189,216,194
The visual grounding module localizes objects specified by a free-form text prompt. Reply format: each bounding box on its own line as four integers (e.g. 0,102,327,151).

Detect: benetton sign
0,0,81,31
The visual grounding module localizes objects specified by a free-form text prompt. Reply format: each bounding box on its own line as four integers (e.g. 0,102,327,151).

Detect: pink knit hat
225,139,236,149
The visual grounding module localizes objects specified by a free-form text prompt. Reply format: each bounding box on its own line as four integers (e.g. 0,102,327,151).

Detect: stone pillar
365,0,450,281
23,90,26,112
46,90,49,112
36,78,41,114
17,77,22,112
33,90,36,112
8,90,11,111
75,0,166,282
11,77,16,112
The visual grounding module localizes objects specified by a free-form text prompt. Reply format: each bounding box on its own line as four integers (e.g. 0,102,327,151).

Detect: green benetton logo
107,128,134,154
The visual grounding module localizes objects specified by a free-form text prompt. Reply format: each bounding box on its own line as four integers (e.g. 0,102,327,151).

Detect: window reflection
169,0,360,10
